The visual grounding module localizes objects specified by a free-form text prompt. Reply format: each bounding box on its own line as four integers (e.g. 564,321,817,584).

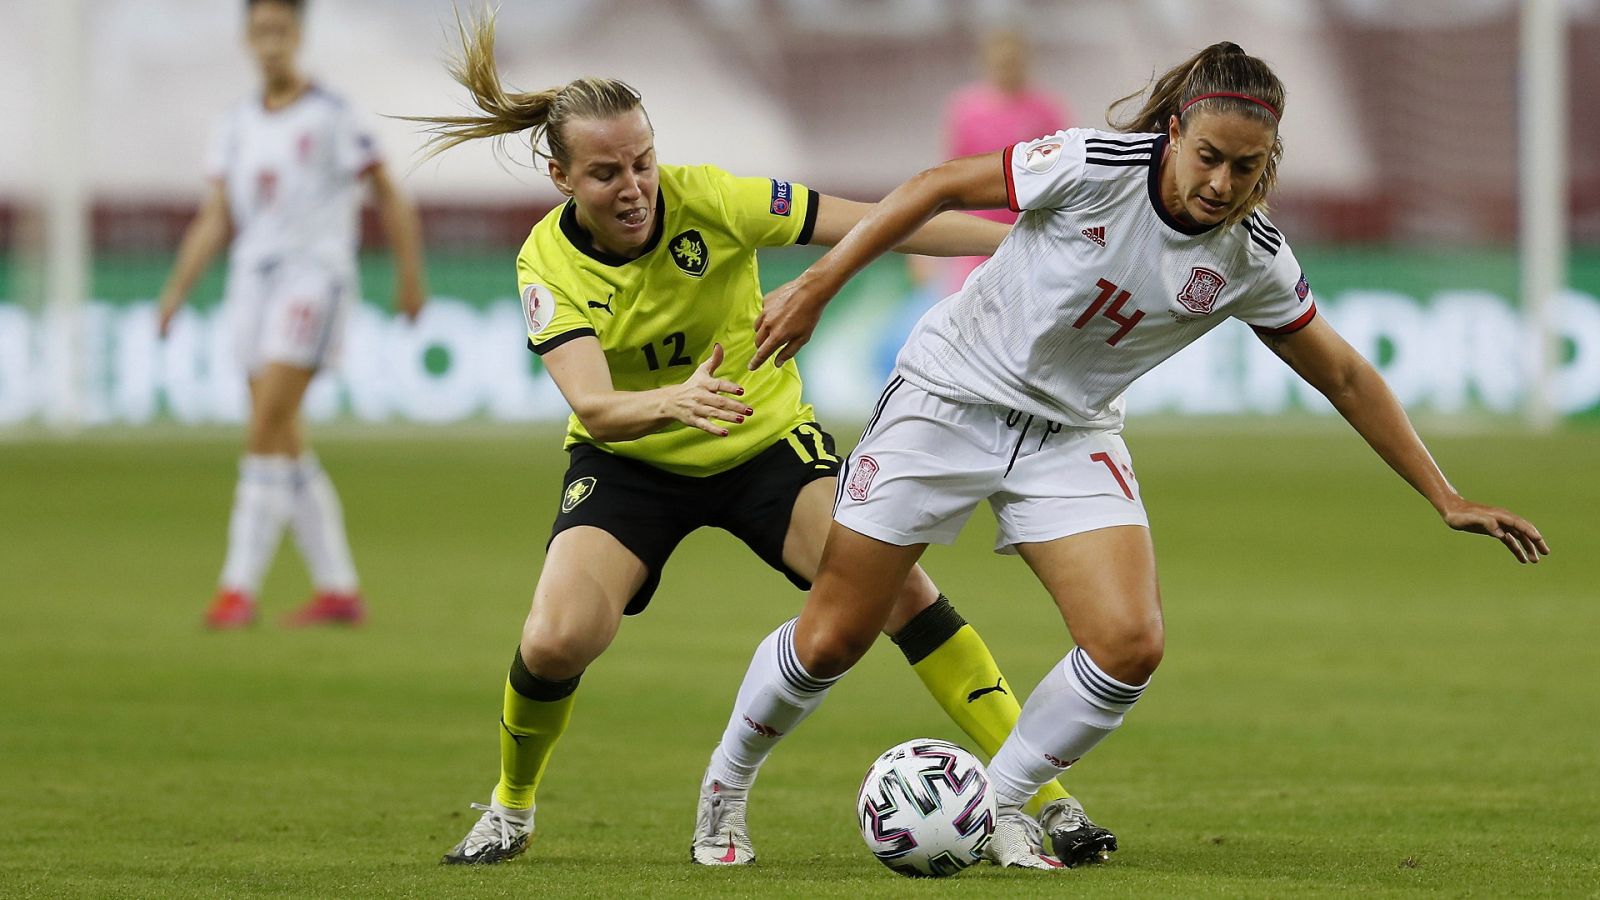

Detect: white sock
489,795,533,826
219,454,297,595
988,646,1149,810
289,452,359,593
705,619,842,790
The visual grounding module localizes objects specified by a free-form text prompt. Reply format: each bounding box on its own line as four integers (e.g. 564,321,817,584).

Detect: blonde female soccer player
157,0,426,628
412,11,1108,870
706,41,1550,868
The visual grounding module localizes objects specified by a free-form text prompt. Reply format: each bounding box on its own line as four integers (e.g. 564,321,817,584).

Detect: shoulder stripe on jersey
796,188,820,246
1248,213,1283,241
1241,217,1282,255
1083,139,1155,153
1002,145,1020,213
1251,303,1316,336
1081,143,1155,157
529,328,597,355
1083,135,1158,147
1085,156,1152,167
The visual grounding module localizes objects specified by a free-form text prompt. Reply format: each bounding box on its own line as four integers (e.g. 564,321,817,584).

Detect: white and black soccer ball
856,738,996,877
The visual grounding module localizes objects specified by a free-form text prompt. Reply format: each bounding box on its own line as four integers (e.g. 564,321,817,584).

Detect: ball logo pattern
856,738,996,877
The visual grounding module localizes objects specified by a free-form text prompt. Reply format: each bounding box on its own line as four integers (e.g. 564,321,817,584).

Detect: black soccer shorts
548,423,842,614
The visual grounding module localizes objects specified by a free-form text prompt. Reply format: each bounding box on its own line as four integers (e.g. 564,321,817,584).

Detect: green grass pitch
1,422,1596,897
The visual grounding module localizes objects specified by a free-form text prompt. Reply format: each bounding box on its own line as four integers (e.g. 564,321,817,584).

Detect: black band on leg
508,648,582,701
889,595,967,665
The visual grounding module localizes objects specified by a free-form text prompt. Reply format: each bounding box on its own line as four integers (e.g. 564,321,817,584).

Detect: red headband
1181,91,1280,121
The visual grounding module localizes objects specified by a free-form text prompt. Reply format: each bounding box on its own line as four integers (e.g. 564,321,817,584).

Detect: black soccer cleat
1038,798,1118,867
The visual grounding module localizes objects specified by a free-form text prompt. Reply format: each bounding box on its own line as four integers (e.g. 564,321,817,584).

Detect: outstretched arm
156,182,231,337
752,153,1009,369
368,163,427,322
540,337,752,442
808,194,1010,257
1260,316,1549,563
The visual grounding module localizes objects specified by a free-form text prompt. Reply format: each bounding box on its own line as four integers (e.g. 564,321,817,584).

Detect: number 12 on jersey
1072,278,1144,346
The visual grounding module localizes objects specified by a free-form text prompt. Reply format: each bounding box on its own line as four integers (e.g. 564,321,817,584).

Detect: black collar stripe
558,188,667,266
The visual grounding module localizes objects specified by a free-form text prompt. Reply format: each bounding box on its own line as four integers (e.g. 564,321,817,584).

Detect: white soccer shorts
226,259,352,374
834,374,1149,553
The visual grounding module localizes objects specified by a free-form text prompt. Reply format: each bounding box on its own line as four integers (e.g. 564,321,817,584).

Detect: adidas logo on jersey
1081,226,1107,247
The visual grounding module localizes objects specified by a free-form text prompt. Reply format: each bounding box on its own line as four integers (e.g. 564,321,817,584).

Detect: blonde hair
408,9,644,166
1109,41,1285,226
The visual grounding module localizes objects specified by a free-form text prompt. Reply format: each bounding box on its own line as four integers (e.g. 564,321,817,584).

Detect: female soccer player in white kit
696,41,1550,868
157,0,426,628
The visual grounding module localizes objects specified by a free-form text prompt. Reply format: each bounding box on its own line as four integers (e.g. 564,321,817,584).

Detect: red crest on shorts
1177,267,1226,315
846,455,879,501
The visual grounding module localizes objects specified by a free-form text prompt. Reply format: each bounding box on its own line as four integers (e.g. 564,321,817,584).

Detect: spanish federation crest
1176,266,1227,315
669,229,708,277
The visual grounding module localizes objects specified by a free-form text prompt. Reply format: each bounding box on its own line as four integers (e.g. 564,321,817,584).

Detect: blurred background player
408,10,1107,869
155,0,426,628
880,28,1071,372
940,28,1071,296
710,41,1551,868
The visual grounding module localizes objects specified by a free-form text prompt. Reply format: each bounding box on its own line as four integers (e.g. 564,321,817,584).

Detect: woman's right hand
751,274,832,370
667,343,753,437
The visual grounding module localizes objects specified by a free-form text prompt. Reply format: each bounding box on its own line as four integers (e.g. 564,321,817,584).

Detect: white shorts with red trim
834,374,1148,553
225,259,353,375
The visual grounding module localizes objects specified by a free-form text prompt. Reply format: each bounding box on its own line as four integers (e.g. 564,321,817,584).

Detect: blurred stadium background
2,0,1598,429
2,2,1598,896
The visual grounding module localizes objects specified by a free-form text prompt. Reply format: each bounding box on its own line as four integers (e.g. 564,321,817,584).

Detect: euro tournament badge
1023,140,1063,174
669,229,708,277
1176,266,1227,315
522,283,555,335
769,179,793,216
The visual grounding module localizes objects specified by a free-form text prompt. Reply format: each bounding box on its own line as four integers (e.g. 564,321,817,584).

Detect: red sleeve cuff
1252,302,1317,336
1002,145,1020,213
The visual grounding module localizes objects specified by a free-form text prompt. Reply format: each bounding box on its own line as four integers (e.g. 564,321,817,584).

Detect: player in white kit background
156,0,426,629
695,42,1551,868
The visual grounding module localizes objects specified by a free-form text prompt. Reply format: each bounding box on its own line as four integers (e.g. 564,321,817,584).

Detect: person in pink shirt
943,29,1072,292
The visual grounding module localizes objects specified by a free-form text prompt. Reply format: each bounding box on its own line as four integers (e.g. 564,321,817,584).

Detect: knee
519,624,601,681
1080,621,1164,686
795,619,875,681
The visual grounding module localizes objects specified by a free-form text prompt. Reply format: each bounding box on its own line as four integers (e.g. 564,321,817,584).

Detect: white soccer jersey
896,128,1316,429
206,85,380,280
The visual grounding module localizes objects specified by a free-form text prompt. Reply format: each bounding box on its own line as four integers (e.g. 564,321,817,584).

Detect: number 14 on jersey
1072,278,1144,347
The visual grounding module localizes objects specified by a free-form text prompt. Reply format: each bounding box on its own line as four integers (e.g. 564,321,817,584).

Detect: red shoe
205,589,257,629
282,591,367,627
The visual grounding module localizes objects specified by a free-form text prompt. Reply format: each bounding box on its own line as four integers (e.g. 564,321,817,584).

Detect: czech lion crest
669,229,708,277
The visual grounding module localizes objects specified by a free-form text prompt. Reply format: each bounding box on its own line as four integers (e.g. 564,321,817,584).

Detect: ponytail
1108,41,1285,225
408,8,643,166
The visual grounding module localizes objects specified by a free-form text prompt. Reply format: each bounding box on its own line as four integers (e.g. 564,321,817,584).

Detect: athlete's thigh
523,525,649,675
793,522,929,677
1013,526,1161,661
780,477,836,581
247,362,314,454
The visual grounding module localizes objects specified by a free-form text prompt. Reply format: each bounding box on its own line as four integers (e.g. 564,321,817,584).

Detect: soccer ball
856,738,996,877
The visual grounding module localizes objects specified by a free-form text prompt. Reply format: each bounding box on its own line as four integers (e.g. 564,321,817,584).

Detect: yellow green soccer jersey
517,164,821,477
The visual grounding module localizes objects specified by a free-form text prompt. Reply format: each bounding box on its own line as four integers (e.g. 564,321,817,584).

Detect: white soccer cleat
981,810,1066,871
1038,796,1118,866
690,778,755,865
439,802,533,865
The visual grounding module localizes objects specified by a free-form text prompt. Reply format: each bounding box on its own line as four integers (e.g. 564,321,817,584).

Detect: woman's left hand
1439,497,1550,564
751,276,829,370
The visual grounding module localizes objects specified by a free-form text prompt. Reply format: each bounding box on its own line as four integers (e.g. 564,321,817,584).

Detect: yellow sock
491,650,579,811
895,601,1072,817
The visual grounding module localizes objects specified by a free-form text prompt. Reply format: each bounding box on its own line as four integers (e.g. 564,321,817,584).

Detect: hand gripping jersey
518,164,821,477
206,85,380,282
896,128,1317,430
